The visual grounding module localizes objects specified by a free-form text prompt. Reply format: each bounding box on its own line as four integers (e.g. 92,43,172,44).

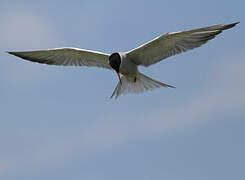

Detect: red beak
117,72,122,85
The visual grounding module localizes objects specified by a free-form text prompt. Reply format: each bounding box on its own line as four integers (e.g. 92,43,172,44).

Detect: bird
7,22,239,99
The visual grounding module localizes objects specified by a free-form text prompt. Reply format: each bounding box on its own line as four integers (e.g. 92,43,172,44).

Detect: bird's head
109,52,122,84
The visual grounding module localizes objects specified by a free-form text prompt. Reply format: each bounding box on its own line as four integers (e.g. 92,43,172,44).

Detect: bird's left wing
7,47,112,69
127,22,239,67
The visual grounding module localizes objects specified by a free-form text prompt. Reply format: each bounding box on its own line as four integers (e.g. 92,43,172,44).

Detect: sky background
0,0,244,180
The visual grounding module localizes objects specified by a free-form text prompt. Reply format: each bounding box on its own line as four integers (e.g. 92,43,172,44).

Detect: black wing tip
6,51,54,65
233,22,240,25
222,22,240,30
6,51,25,59
168,85,176,88
6,51,14,54
6,51,22,57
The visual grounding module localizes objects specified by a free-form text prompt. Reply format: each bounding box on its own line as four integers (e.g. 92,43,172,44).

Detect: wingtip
222,22,240,30
6,51,16,55
168,85,176,88
230,22,240,26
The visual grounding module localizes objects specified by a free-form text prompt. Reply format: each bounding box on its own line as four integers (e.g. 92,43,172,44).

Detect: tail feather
110,72,175,99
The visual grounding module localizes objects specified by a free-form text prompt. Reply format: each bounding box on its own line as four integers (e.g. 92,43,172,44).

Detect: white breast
118,52,138,77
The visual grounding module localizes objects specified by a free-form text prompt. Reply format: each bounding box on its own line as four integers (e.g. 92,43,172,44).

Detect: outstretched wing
7,47,112,69
127,22,239,67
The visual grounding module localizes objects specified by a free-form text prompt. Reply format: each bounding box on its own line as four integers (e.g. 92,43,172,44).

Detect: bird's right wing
127,22,239,67
7,47,112,69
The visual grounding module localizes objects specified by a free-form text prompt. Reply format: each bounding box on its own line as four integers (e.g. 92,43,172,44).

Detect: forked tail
110,72,175,99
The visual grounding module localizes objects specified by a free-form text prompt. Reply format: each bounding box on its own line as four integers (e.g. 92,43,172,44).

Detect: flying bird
7,22,239,98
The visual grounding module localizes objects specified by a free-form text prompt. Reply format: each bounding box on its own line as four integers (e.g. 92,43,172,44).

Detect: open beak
117,72,122,85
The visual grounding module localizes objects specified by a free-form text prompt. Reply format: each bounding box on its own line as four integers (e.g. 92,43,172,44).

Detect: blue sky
0,0,244,180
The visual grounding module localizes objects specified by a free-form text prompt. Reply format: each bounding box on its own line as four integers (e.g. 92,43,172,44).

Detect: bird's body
118,52,137,80
7,22,239,98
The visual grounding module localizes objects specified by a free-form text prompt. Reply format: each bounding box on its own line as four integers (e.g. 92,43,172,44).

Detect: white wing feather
127,22,239,67
8,47,111,69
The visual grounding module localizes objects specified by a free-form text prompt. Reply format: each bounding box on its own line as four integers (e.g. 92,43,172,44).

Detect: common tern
7,22,239,98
